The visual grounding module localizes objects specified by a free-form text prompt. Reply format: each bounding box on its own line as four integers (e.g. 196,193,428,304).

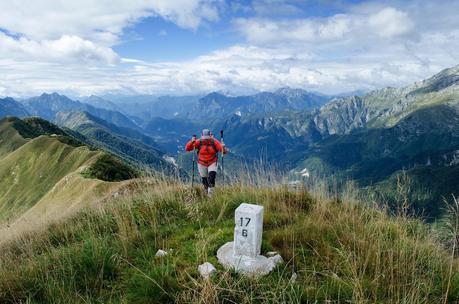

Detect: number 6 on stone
233,204,264,257
218,203,283,276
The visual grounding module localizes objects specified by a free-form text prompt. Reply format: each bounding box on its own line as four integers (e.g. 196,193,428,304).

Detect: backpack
196,139,217,156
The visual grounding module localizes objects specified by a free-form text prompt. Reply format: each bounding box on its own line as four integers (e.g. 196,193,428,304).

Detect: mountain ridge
21,92,139,130
0,117,137,243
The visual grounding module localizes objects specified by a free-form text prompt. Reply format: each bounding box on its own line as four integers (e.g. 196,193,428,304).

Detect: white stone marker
217,203,283,277
234,203,264,258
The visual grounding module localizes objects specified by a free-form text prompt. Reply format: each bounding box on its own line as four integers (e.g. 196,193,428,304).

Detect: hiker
185,129,227,196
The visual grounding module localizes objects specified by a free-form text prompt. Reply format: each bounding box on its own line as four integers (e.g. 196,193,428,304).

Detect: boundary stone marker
217,203,283,276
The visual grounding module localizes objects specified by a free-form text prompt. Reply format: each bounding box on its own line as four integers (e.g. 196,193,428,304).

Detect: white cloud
0,43,450,98
0,0,220,42
234,6,415,45
0,33,119,64
148,0,220,30
367,7,414,38
0,0,220,65
0,0,220,67
1,1,459,98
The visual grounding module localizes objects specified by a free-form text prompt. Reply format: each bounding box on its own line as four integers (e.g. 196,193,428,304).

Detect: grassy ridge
0,117,29,157
1,181,458,303
0,117,138,242
82,154,138,182
0,136,101,222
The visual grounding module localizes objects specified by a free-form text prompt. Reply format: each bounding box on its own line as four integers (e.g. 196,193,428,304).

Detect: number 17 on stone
234,203,264,258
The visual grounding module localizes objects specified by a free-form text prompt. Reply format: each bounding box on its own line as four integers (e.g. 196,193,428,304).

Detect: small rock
155,249,168,257
217,242,284,277
198,262,216,279
268,254,284,266
290,272,298,283
266,251,278,257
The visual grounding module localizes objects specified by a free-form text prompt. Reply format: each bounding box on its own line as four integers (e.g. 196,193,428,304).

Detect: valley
2,66,459,220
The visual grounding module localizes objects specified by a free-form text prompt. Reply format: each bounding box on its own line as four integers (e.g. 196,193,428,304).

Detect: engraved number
242,229,248,237
239,217,251,227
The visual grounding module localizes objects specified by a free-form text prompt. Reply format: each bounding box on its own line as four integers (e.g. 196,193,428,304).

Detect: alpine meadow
1,1,459,303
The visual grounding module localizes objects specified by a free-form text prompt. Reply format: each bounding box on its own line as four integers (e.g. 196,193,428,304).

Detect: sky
0,0,459,97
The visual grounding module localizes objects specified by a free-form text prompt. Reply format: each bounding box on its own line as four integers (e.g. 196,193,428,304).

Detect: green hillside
0,182,458,303
294,104,459,218
55,111,179,175
0,117,29,157
366,165,459,219
0,117,137,244
0,135,100,222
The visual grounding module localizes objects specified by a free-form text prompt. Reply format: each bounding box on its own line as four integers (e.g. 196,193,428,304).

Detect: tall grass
0,172,458,303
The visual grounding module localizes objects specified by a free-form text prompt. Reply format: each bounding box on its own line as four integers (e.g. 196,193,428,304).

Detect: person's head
201,129,211,139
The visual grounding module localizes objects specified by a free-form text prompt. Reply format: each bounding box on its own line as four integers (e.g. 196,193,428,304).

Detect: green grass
0,136,101,222
0,117,28,157
82,154,138,182
1,181,458,303
11,117,84,147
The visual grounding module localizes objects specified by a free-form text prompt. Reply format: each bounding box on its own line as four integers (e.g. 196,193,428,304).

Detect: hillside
55,111,179,174
314,65,459,135
0,98,29,118
291,66,459,218
0,117,136,244
0,181,458,303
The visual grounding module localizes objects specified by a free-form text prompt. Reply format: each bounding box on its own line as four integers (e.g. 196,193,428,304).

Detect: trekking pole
220,130,225,185
191,135,196,187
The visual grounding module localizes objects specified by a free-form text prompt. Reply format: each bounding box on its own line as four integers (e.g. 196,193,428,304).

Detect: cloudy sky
1,0,459,97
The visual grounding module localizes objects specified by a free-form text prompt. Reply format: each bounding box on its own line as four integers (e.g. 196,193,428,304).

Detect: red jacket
185,138,226,166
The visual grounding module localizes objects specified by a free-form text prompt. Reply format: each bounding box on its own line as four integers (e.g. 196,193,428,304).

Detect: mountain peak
0,97,16,102
409,65,459,95
37,92,74,102
275,87,305,95
40,92,60,97
204,91,227,98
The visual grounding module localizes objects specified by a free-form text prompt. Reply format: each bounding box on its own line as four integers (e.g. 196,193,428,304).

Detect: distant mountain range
0,93,179,173
22,92,139,130
0,97,29,118
1,67,459,218
189,89,329,120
